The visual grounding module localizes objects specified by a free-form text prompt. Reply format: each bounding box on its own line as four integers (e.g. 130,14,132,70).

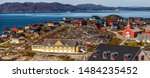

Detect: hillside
0,2,150,12
0,2,78,12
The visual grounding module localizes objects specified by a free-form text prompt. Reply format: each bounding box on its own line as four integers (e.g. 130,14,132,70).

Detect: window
92,52,97,58
141,55,145,61
48,43,51,46
110,52,118,60
126,32,130,38
33,45,37,48
124,54,132,61
134,56,139,61
103,51,111,59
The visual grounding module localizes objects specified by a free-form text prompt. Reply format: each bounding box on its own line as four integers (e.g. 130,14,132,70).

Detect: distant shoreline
1,10,150,13
1,10,150,14
1,11,150,34
1,2,150,12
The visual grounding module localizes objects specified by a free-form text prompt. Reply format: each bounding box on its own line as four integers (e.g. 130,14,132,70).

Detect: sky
1,0,150,7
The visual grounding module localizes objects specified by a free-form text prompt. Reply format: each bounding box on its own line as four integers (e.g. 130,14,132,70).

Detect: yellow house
47,22,60,27
47,22,54,27
10,37,26,44
16,28,24,33
32,39,79,53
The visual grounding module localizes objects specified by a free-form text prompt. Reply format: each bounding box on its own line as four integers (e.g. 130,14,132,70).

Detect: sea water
0,10,150,34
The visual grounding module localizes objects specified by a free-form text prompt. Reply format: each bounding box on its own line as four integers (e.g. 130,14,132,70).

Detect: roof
43,39,77,47
137,34,150,40
11,34,25,39
132,27,141,32
144,51,150,55
88,44,141,61
124,27,141,33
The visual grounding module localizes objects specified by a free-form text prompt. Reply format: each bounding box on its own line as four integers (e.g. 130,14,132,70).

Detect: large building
88,44,149,61
32,39,79,53
122,24,141,38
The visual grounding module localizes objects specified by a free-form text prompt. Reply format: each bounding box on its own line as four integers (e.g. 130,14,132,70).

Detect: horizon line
0,2,149,7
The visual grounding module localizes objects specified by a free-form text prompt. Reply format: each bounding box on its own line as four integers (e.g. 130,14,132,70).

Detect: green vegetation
0,43,16,48
1,51,12,56
87,45,96,52
118,31,122,35
110,38,122,45
124,41,138,47
108,32,116,37
143,43,150,50
24,52,36,57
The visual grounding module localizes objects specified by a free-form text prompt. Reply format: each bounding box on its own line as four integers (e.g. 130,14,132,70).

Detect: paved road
120,39,127,45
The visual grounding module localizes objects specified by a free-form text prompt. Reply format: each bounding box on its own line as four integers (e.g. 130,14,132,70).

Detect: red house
108,21,113,26
73,18,87,26
31,25,40,29
122,24,141,38
11,26,17,32
74,19,82,26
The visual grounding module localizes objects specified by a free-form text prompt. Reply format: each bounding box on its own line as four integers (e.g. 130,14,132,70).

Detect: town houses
32,39,81,53
1,14,150,61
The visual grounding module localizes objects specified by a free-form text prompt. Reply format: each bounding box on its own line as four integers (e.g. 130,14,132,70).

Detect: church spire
127,21,130,29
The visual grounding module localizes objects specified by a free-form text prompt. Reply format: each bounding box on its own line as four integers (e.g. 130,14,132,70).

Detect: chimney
127,21,131,29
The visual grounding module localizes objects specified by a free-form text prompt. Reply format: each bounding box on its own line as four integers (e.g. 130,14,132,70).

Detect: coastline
1,10,150,34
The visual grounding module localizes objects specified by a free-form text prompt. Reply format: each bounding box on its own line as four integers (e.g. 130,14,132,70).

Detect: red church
122,24,141,38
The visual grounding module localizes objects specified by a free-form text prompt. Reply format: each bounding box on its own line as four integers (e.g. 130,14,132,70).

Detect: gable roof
54,40,63,46
43,39,77,47
137,34,150,40
88,44,141,61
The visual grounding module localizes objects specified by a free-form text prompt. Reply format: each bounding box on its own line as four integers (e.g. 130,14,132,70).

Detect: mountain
77,4,105,9
0,2,150,12
0,2,78,12
77,4,115,10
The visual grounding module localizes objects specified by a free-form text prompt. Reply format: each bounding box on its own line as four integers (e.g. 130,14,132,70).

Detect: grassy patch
108,31,116,37
110,38,122,45
118,31,122,35
0,51,12,56
124,41,138,47
0,43,16,48
87,45,96,52
24,52,36,57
